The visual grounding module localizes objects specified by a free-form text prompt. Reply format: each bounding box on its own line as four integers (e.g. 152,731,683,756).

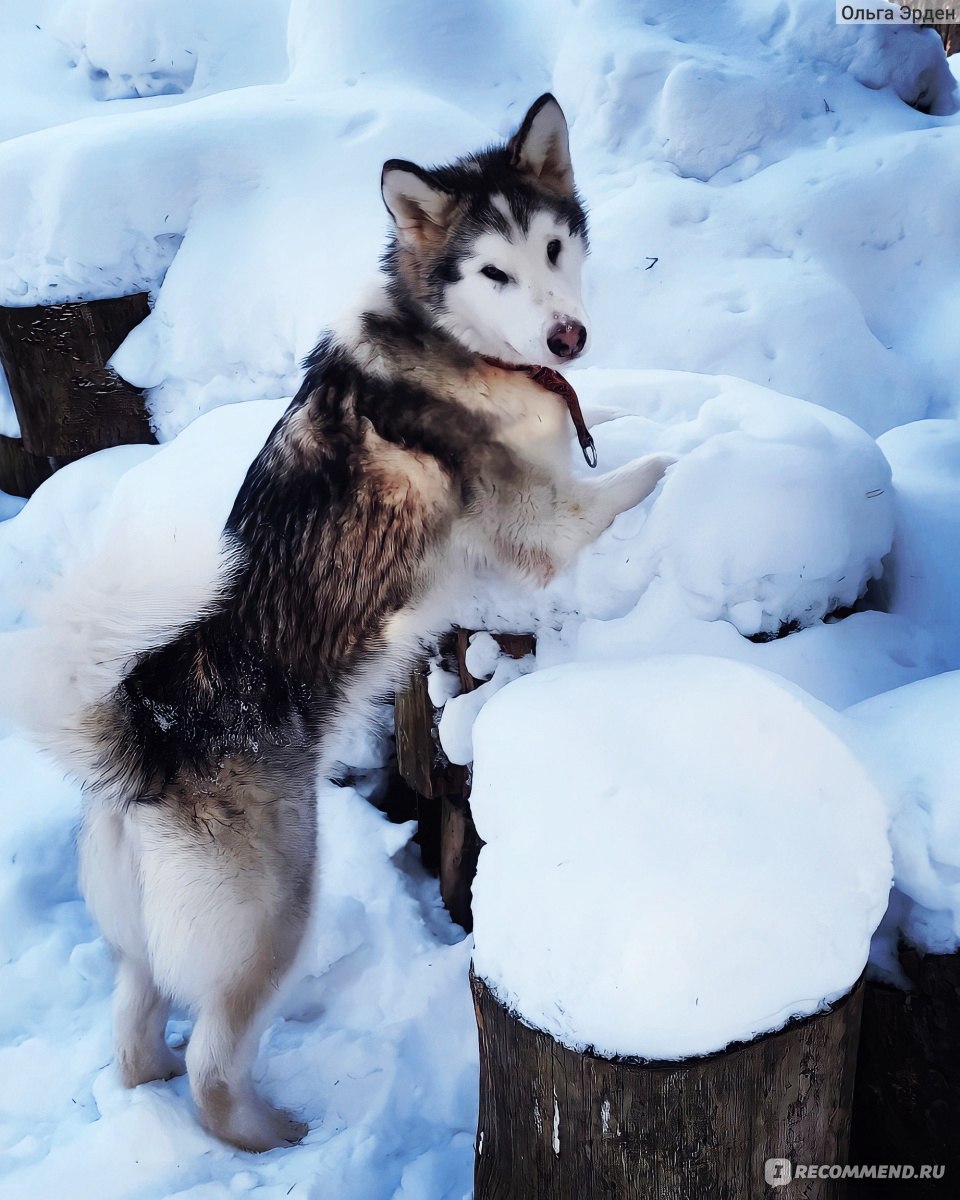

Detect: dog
66,94,672,1151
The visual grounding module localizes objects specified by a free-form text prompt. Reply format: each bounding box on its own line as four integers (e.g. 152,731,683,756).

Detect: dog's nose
547,319,587,360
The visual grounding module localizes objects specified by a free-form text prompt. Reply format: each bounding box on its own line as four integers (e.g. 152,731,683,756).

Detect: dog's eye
547,239,562,265
481,265,510,284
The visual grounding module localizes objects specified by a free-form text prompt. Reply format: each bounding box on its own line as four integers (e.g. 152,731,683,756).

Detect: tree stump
0,294,155,497
851,944,960,1192
473,974,864,1200
393,629,535,930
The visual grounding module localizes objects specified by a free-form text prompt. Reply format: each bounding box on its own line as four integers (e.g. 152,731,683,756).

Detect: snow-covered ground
1,2,959,1197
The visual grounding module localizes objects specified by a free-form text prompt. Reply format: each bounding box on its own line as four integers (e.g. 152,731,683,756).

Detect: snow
469,656,891,1059
426,657,462,709
462,633,502,682
0,0,959,1193
54,0,291,103
877,419,960,669
0,0,291,142
845,672,960,960
438,652,535,768
596,381,894,638
0,743,476,1200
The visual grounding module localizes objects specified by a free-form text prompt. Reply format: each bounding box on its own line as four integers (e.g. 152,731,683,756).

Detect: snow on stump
845,673,960,1181
0,294,155,496
624,386,895,643
469,656,892,1200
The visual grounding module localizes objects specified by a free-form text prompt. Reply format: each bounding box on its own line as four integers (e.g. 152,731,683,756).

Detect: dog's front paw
622,452,676,510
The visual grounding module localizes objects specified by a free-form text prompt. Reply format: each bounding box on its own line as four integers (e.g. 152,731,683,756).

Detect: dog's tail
1,521,236,788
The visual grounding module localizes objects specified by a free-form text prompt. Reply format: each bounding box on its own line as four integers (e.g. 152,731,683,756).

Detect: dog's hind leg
136,763,316,1152
113,956,185,1085
79,801,185,1086
185,958,311,1152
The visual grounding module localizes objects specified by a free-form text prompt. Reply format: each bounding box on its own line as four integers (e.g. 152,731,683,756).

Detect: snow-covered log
468,656,892,1196
473,973,863,1200
0,294,154,496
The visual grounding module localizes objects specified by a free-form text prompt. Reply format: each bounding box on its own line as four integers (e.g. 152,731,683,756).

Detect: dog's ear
381,161,458,250
508,94,574,196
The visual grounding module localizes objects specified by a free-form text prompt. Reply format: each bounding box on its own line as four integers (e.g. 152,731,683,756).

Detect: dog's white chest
479,367,572,472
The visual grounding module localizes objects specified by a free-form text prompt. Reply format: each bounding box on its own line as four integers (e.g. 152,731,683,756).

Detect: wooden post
851,944,960,1185
393,629,535,930
439,792,484,931
394,648,467,879
473,973,864,1200
0,294,155,497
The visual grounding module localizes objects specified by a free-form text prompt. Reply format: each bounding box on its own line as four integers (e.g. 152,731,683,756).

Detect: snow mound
878,419,960,670
470,655,891,1060
655,59,797,183
56,0,201,99
53,0,290,102
0,3,291,143
635,387,894,638
558,0,956,184
846,671,960,957
286,0,555,127
792,10,957,114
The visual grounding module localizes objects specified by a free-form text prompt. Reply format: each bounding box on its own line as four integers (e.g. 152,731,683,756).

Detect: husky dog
73,95,671,1151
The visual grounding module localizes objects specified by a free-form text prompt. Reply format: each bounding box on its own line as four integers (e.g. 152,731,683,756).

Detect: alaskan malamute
71,95,671,1150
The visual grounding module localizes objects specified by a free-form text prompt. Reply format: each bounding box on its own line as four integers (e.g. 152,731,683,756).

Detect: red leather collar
482,357,598,468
